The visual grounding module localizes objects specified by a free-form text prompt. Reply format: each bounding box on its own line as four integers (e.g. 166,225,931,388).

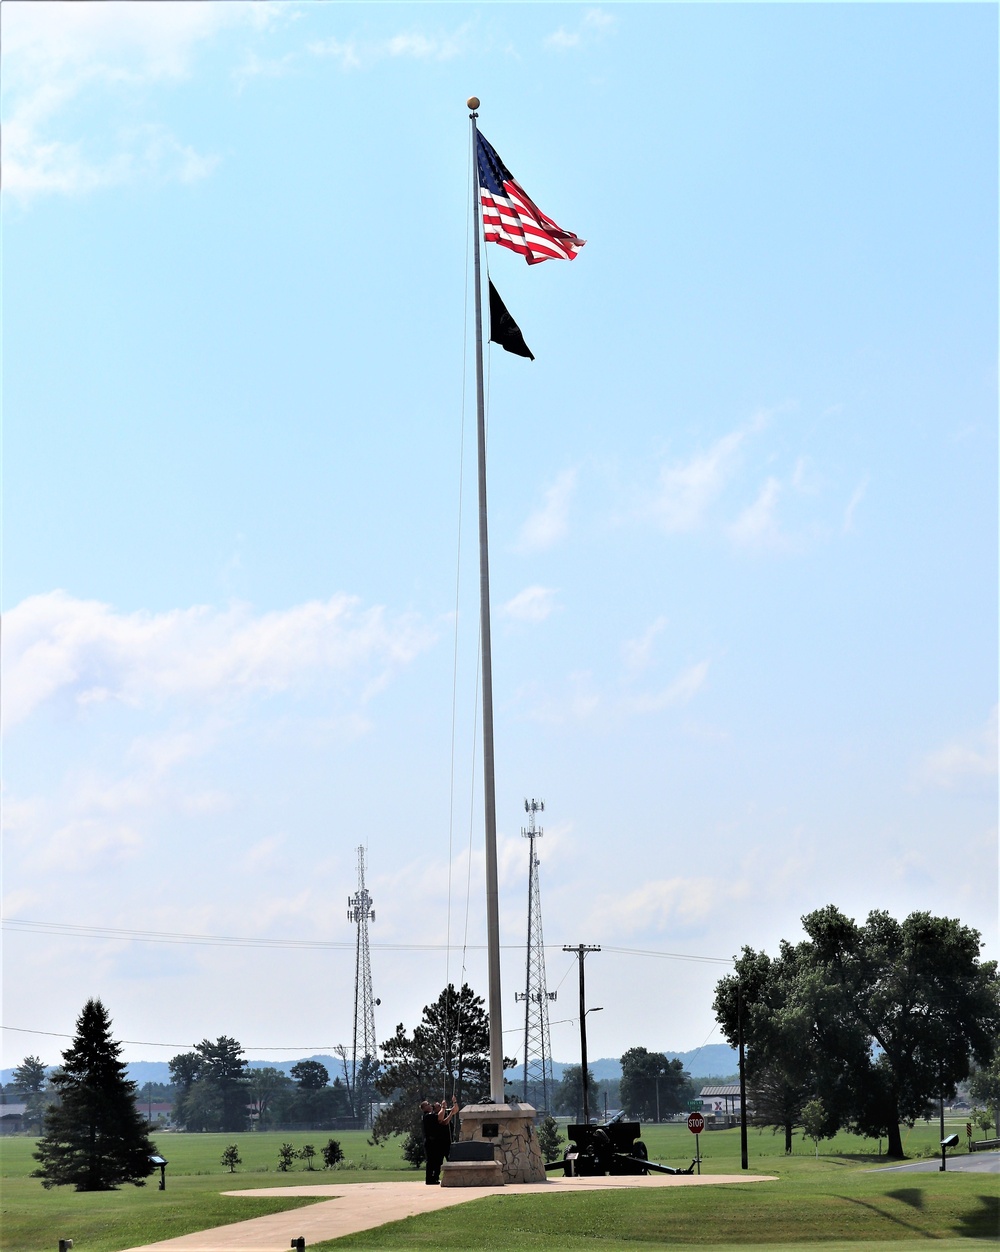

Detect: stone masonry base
440,1160,505,1188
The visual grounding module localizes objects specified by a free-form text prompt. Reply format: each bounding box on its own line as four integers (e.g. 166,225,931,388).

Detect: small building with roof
699,1084,743,1127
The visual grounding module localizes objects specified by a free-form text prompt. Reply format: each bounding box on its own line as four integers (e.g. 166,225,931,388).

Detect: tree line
548,1052,698,1121
167,1041,353,1132
713,906,1000,1158
23,903,999,1192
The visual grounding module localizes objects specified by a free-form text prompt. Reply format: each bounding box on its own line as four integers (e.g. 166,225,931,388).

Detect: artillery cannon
546,1117,696,1177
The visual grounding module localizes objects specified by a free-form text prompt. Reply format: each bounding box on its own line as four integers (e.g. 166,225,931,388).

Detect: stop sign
687,1112,705,1134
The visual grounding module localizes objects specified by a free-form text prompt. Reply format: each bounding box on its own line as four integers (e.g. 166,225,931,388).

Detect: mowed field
2,1119,996,1252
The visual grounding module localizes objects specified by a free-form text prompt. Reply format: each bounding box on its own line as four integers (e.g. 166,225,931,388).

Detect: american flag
476,132,585,265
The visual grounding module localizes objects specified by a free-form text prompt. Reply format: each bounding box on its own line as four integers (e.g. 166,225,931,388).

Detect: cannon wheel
632,1140,649,1175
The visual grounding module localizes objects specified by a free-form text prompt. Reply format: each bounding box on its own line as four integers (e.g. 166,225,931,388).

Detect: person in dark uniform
421,1096,458,1184
420,1100,440,1184
436,1095,459,1173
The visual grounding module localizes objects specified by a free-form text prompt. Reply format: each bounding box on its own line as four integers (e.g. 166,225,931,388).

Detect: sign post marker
687,1112,704,1174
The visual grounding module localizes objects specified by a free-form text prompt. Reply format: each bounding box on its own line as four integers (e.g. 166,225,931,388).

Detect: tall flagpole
468,96,504,1103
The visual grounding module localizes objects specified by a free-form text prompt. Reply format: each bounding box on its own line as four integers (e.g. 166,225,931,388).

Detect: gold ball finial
467,96,480,111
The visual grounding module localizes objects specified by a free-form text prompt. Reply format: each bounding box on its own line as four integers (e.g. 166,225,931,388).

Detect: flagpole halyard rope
446,106,477,1017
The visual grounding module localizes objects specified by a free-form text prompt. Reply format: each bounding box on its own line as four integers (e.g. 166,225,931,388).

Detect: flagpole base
457,1103,548,1184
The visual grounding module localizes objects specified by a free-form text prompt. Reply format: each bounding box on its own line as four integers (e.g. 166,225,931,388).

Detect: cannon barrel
619,1155,696,1176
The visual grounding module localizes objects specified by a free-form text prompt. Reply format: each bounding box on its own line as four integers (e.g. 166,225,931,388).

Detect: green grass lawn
327,1175,997,1250
2,1119,995,1252
0,1129,410,1252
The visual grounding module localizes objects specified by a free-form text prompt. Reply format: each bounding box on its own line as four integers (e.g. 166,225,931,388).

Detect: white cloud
61,724,234,821
518,468,577,551
521,670,600,725
591,875,749,936
791,456,820,495
650,429,745,533
39,818,143,872
919,708,998,788
521,656,708,726
306,37,361,71
584,9,616,33
545,7,615,51
843,475,869,534
244,834,287,871
625,659,709,714
1,0,276,199
646,406,828,545
1,590,434,731
622,617,668,673
545,27,582,51
728,476,784,549
232,49,296,90
387,28,468,61
308,24,470,71
503,586,557,624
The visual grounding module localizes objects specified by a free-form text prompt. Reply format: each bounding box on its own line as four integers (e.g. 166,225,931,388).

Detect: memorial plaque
482,1122,500,1138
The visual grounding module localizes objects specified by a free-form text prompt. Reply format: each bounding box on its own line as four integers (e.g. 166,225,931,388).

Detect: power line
604,946,733,965
0,1025,348,1051
2,918,733,965
1,918,468,952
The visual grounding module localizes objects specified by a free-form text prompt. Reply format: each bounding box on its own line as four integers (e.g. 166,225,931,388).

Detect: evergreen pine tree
32,998,157,1191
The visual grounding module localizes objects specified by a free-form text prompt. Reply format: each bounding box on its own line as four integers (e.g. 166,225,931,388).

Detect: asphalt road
869,1152,999,1174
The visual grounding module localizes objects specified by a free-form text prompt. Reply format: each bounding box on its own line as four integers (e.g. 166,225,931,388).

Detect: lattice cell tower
347,845,378,1128
515,799,557,1112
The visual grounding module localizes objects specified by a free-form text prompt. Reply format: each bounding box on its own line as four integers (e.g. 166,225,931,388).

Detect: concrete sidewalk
121,1173,778,1251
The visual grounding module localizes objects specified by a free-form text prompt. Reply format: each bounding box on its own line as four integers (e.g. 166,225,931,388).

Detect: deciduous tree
290,1061,329,1090
248,1067,290,1130
969,1053,1000,1137
747,1060,811,1155
32,999,157,1191
552,1065,600,1119
715,907,1000,1159
619,1048,691,1121
800,1098,833,1157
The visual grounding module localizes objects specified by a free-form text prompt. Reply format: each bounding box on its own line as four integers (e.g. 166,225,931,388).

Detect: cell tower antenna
347,845,378,1128
515,799,557,1112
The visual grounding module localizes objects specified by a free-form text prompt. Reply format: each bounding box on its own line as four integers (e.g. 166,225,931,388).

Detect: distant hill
2,1054,346,1089
3,1044,739,1090
545,1045,737,1083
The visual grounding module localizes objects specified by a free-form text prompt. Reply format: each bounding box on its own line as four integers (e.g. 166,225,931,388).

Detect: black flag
488,281,534,360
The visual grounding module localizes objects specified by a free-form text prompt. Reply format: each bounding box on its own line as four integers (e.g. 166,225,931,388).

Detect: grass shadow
953,1193,999,1240
835,1194,930,1236
886,1188,924,1210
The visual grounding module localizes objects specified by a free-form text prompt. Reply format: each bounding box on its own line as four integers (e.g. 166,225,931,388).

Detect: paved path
868,1151,1000,1174
120,1172,777,1251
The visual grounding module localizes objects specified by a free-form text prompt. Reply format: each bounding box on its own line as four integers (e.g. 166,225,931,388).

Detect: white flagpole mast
468,96,504,1103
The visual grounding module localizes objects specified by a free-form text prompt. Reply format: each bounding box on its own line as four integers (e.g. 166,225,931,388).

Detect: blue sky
2,2,996,1074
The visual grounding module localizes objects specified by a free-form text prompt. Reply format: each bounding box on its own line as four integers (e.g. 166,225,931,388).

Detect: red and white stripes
481,178,585,265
